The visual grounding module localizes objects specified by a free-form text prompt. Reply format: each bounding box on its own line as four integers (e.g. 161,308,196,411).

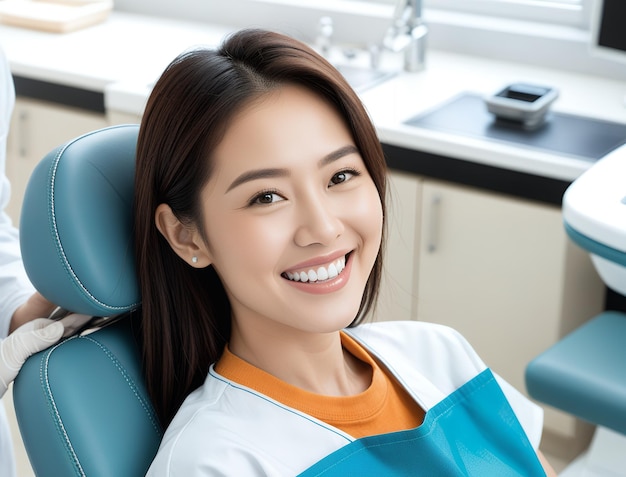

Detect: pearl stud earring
192,256,198,264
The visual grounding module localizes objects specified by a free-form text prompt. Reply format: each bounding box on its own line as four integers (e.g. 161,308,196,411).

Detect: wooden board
0,0,112,33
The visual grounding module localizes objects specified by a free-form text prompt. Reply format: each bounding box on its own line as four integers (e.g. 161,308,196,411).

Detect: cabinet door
107,110,142,125
372,171,422,322
416,179,604,439
6,98,108,224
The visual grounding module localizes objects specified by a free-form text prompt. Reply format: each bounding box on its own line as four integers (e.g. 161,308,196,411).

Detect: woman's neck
229,322,371,396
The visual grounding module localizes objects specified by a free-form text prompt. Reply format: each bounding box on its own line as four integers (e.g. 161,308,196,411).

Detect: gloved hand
0,318,64,398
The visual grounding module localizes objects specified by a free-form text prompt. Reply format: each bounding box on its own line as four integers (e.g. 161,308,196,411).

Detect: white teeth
285,256,346,283
317,267,329,281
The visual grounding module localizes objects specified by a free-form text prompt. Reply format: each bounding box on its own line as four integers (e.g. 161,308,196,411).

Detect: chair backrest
13,124,162,477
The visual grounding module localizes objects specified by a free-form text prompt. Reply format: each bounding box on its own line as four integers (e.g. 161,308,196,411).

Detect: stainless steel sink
336,65,396,93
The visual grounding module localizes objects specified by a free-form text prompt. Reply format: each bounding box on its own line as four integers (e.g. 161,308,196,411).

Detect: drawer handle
18,110,29,158
427,194,441,253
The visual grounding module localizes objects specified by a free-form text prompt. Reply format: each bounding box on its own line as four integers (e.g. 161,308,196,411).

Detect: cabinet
106,110,142,126
417,179,604,440
376,173,605,445
6,98,109,224
375,170,422,322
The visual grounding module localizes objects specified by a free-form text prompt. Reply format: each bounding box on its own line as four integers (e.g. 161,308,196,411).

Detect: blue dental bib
298,369,545,477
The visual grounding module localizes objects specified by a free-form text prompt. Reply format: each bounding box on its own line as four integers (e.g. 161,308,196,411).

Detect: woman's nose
293,196,344,247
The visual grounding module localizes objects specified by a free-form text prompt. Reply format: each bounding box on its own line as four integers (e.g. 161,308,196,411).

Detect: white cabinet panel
373,171,422,322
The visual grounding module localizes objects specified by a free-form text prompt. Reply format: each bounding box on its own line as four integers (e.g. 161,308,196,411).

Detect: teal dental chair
525,146,626,476
12,124,162,476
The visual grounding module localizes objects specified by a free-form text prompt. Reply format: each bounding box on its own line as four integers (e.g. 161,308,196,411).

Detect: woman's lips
283,255,347,283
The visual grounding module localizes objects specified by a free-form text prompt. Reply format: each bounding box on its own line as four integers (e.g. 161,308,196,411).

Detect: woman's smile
282,252,354,295
282,252,349,283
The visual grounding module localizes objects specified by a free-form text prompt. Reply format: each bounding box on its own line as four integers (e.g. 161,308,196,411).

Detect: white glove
0,318,64,398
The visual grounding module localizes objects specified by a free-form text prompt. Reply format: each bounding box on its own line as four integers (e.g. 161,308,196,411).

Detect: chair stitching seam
82,335,162,435
41,338,86,477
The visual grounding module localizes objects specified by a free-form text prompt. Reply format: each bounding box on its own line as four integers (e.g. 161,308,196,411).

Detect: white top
0,45,36,477
147,321,543,477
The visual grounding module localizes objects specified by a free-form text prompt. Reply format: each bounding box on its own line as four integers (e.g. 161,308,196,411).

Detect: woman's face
197,85,383,337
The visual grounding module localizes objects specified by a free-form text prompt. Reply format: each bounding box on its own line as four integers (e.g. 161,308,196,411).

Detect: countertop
2,11,626,191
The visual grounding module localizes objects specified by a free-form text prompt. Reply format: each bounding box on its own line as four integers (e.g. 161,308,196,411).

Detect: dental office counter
2,11,625,455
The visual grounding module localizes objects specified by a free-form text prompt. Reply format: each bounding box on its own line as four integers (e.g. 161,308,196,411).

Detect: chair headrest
20,124,140,316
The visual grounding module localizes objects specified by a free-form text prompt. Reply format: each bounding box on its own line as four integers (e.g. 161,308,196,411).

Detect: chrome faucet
383,0,428,72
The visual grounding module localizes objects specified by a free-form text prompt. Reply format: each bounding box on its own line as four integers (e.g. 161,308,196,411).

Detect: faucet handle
383,0,427,72
316,16,334,57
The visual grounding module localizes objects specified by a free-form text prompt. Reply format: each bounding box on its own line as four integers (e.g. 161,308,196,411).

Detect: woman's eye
329,169,359,186
250,191,284,206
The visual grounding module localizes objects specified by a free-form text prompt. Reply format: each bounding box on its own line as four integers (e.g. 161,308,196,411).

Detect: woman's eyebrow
227,168,289,192
319,145,359,167
226,145,359,192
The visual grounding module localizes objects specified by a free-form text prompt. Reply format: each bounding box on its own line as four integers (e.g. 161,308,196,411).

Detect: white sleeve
0,46,35,339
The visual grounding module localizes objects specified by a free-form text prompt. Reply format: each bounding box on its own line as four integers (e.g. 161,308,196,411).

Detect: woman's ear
154,204,211,267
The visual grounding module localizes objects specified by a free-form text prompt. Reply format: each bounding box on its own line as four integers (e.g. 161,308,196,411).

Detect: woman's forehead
211,85,354,173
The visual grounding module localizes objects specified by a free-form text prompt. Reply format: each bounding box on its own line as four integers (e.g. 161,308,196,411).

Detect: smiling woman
135,28,556,476
135,26,387,429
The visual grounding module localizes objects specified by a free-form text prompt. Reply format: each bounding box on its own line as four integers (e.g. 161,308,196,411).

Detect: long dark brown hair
134,29,388,427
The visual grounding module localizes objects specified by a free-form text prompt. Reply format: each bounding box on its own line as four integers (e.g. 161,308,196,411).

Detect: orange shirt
215,332,424,438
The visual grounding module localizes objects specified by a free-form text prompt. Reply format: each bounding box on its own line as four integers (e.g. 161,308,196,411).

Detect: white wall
112,0,391,43
113,0,626,81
